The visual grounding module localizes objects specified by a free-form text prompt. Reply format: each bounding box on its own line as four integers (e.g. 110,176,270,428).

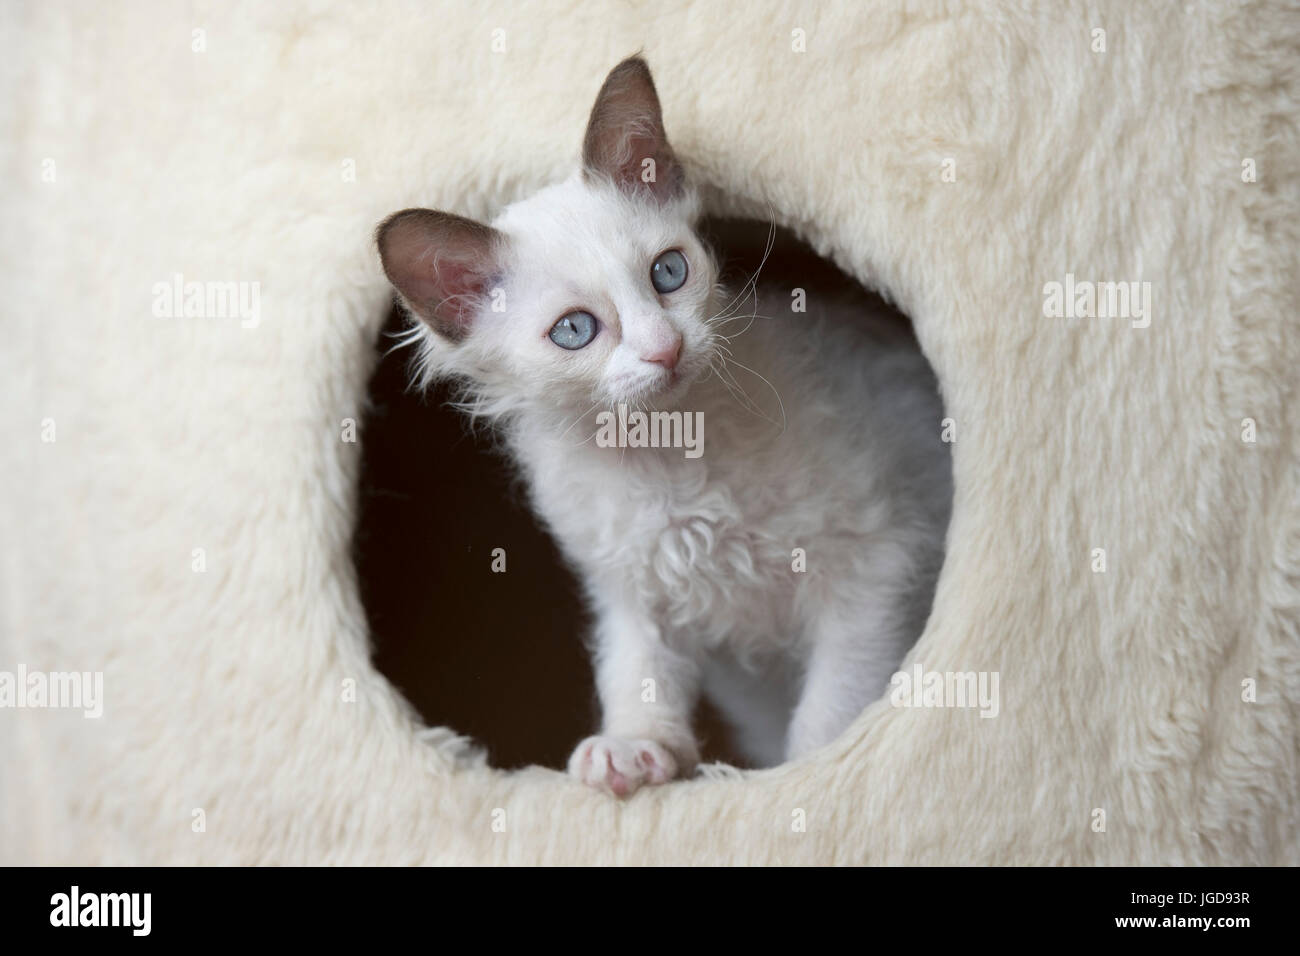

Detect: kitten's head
377,57,721,420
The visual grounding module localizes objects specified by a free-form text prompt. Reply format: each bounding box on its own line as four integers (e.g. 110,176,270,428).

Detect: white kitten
377,57,951,796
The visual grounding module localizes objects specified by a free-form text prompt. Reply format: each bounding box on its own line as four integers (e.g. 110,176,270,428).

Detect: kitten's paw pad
567,736,678,797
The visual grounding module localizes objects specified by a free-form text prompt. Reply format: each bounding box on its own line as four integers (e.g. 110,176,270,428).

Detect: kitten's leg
568,604,700,797
785,588,916,761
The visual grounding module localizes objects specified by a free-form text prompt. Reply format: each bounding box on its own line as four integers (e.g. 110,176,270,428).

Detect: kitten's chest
533,450,797,641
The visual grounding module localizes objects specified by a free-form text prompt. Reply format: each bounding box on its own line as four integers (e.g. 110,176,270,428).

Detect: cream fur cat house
2,0,1297,864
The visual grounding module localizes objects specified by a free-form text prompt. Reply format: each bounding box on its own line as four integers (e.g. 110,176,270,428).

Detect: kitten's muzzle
640,333,682,371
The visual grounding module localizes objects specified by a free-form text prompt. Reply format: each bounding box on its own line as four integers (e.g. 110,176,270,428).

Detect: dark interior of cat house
353,217,918,770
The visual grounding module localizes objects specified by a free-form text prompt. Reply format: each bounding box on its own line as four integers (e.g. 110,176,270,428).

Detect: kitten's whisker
713,311,774,342
571,399,617,447
559,398,603,445
711,354,777,426
712,214,777,323
720,356,786,433
710,350,783,429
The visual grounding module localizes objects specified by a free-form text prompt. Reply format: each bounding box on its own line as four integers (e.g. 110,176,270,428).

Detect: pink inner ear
425,255,491,335
378,209,500,341
592,126,681,201
582,57,683,203
614,132,658,186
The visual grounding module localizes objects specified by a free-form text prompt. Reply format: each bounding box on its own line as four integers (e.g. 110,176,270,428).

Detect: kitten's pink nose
642,334,682,371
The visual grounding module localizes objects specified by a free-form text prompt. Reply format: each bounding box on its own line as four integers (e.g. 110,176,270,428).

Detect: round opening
354,216,946,771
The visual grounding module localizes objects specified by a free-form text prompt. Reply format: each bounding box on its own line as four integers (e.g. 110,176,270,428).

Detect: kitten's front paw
567,736,679,797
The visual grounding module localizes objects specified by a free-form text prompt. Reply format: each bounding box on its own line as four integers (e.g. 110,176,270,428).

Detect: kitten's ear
582,56,683,202
376,208,503,342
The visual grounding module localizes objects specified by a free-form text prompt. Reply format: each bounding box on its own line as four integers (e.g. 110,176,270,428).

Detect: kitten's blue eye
548,310,598,350
650,249,688,294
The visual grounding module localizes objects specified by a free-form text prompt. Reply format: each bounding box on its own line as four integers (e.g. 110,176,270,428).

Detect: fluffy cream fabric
2,0,1297,864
